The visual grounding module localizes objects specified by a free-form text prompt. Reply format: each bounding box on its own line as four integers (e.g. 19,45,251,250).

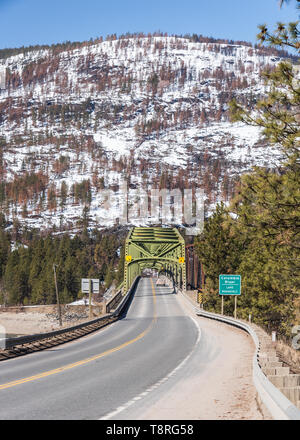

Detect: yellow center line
0,279,157,391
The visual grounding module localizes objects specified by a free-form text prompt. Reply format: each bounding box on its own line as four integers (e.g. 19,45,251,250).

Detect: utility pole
53,264,62,327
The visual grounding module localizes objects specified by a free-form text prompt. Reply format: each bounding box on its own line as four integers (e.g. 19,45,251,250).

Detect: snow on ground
0,36,285,230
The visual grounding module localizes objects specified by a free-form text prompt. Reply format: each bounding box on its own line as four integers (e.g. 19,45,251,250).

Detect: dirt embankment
0,304,103,335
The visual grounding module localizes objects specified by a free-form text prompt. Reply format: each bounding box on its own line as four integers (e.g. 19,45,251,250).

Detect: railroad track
0,314,116,361
0,277,139,362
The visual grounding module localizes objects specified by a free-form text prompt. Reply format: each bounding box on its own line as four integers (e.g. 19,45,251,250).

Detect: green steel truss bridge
123,227,186,292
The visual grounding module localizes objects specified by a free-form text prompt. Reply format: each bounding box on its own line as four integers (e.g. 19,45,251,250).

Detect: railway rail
0,277,139,362
0,314,116,361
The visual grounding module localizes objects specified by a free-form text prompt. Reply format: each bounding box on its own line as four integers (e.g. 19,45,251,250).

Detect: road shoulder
132,290,266,420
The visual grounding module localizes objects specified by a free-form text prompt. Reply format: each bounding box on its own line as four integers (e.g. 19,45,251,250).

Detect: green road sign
219,275,241,295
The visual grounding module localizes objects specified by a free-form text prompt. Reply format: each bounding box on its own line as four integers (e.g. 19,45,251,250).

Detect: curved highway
0,277,199,420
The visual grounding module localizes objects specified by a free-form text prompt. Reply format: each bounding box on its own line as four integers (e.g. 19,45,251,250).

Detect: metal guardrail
111,276,139,317
105,289,123,313
105,279,139,314
196,309,300,421
3,277,140,353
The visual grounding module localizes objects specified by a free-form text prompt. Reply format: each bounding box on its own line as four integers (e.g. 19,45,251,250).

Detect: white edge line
99,315,201,420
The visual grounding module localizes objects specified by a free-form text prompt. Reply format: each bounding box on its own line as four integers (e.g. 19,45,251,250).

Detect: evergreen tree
193,1,300,335
63,255,79,301
4,248,31,304
60,181,68,210
0,229,10,278
104,263,114,289
0,225,124,306
227,2,300,334
194,203,245,313
4,250,20,304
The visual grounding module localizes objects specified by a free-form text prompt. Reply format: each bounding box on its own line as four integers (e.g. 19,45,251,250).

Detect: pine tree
104,263,114,289
0,229,10,278
227,2,300,335
60,181,68,210
4,248,31,305
63,255,79,301
195,203,245,313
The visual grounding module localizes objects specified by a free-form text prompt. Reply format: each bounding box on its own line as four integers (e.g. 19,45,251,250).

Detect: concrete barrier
260,361,283,368
195,308,300,420
263,367,291,376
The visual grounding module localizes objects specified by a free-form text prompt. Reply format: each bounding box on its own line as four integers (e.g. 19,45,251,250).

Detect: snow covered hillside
0,33,288,232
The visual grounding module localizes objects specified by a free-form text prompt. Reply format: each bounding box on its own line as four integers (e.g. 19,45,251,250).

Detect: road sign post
234,296,237,319
81,278,100,319
219,275,241,318
89,279,92,319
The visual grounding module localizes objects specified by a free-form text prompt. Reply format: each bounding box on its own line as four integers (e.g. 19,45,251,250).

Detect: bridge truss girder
124,227,186,292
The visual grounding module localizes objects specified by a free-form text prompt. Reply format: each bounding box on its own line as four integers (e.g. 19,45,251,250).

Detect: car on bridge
156,277,166,286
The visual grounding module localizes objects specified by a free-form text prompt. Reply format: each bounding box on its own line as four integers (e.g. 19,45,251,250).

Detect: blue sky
0,0,298,49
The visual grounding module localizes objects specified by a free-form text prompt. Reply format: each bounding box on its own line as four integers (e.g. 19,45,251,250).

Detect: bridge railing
110,277,140,317
105,282,124,313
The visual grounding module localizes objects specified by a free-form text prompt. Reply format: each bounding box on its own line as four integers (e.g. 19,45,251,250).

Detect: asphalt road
0,277,199,420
